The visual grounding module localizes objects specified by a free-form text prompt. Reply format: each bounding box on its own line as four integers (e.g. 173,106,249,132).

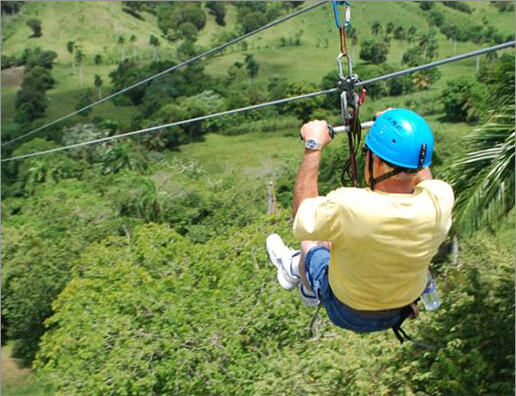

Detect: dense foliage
33,216,514,395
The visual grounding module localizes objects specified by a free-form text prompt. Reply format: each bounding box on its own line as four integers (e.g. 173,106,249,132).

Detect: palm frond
449,104,515,235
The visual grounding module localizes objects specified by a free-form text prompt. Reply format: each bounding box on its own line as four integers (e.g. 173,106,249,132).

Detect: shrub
441,77,485,122
359,40,389,64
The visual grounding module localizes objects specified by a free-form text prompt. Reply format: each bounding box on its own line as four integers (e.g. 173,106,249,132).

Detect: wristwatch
304,139,322,151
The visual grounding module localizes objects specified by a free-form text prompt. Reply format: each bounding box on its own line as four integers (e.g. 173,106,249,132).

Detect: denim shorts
304,246,402,333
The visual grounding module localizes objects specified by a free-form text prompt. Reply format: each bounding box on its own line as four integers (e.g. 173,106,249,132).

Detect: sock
290,251,301,278
299,282,317,298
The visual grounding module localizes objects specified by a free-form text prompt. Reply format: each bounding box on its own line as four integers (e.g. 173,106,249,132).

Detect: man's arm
292,150,321,218
292,120,332,218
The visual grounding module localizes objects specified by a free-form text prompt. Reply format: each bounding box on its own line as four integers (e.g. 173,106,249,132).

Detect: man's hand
300,120,332,148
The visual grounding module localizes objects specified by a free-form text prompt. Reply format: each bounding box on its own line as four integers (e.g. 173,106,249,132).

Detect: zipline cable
3,41,514,163
2,1,326,147
1,88,338,162
356,40,515,87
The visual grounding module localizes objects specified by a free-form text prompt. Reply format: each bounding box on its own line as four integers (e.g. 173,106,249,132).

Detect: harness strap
340,106,362,187
367,149,420,190
391,299,419,344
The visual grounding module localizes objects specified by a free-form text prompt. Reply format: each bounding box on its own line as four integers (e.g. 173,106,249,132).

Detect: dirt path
1,345,35,395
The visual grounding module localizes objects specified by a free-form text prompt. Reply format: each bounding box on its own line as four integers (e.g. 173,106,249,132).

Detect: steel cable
357,41,515,87
2,88,338,162
3,41,514,163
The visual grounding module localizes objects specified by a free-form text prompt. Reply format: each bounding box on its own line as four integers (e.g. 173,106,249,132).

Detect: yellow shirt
293,180,454,310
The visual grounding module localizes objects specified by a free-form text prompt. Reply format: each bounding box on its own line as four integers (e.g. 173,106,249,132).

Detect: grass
1,345,54,396
163,122,301,178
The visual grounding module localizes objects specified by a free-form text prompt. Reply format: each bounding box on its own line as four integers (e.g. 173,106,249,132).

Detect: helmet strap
367,149,416,190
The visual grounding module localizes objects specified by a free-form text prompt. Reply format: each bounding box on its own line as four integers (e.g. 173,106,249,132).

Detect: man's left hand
300,120,332,148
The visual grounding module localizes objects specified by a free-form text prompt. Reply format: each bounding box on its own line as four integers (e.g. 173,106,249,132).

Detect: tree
26,18,42,37
386,22,394,35
66,41,76,73
157,2,206,37
118,35,126,61
1,1,23,15
407,26,417,43
393,26,405,40
149,35,160,61
74,46,85,86
23,48,57,70
94,74,103,99
66,41,74,55
428,9,444,27
283,81,324,122
244,54,259,79
15,66,53,123
359,40,388,64
441,77,484,122
129,34,137,59
419,1,434,10
94,54,102,65
240,11,267,34
101,142,146,175
206,2,226,26
371,21,382,36
74,89,94,117
178,21,198,42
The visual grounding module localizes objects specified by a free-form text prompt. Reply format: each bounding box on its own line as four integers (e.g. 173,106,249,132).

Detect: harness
331,1,367,188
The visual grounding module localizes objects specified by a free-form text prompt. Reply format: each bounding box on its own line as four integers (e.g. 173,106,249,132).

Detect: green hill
1,1,514,131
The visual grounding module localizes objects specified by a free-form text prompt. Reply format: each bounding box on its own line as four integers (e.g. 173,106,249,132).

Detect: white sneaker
298,282,319,307
266,234,300,291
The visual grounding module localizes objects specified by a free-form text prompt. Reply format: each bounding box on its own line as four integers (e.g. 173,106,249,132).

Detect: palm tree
74,46,85,86
94,74,103,99
118,35,126,61
449,103,515,235
149,35,160,61
412,72,430,90
66,41,75,72
129,34,137,59
138,178,165,222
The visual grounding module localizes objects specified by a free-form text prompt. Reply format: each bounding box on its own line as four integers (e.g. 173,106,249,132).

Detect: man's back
293,179,454,310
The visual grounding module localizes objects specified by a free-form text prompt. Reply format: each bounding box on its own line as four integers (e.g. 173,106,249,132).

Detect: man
266,108,454,336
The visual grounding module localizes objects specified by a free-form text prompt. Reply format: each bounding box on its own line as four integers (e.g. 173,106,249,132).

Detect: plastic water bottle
421,271,441,311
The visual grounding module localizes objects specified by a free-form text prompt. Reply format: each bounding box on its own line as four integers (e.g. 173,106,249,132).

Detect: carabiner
332,1,351,31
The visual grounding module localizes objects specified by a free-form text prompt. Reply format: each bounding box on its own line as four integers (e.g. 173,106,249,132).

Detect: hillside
2,1,514,131
1,2,515,395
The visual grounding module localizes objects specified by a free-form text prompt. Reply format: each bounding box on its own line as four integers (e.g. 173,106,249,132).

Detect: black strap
309,303,322,338
391,304,415,344
340,109,362,187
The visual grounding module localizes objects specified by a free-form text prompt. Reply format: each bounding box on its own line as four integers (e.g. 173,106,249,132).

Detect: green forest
1,1,514,395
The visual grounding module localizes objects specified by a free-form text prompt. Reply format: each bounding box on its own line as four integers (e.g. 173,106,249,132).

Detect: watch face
305,139,319,150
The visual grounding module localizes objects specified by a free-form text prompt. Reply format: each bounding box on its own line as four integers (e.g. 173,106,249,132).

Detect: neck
373,178,414,194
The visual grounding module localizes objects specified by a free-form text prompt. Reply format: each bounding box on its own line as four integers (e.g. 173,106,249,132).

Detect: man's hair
377,156,416,181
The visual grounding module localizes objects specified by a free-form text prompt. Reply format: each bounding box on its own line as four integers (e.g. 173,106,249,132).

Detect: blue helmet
365,108,434,169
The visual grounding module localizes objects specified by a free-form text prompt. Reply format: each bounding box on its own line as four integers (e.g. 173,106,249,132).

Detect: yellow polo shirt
293,180,454,310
